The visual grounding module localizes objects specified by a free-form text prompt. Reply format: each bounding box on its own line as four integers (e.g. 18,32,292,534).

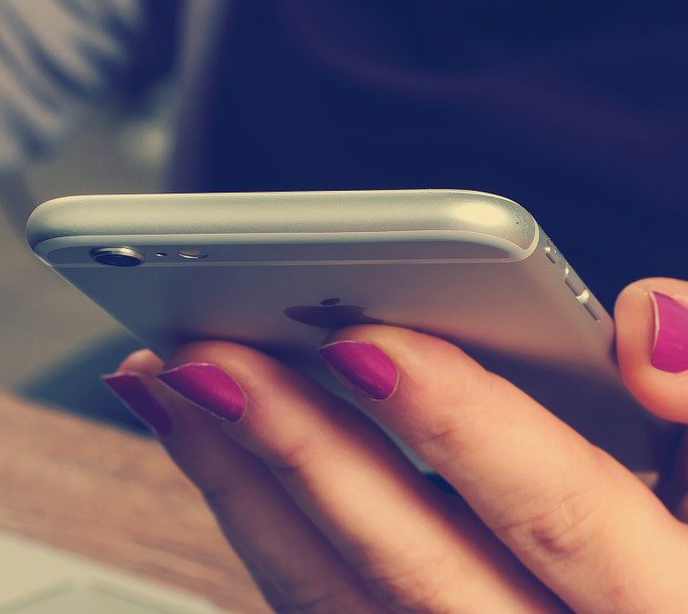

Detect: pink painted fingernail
650,291,688,373
102,372,173,436
157,363,245,422
318,341,398,400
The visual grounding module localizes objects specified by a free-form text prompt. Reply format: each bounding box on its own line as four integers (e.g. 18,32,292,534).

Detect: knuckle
402,374,500,465
264,436,318,478
495,469,605,565
405,414,468,464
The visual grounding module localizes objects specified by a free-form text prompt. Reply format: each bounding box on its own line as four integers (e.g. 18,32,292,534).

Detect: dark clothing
179,0,688,311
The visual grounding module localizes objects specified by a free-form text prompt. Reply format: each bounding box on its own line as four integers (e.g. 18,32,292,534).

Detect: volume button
575,288,590,304
564,264,586,295
584,302,601,321
573,288,602,321
544,239,561,265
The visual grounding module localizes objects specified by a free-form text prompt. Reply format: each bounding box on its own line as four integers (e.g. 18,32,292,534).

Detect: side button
575,288,590,304
564,264,586,295
544,239,561,265
575,289,602,321
584,302,601,321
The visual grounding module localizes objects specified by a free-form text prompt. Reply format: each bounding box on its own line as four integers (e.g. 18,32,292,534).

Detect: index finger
318,325,688,613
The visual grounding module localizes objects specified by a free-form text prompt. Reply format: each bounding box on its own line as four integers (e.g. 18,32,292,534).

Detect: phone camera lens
90,247,145,267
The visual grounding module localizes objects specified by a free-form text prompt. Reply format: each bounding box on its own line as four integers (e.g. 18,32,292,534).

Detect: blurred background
0,81,172,427
0,0,183,428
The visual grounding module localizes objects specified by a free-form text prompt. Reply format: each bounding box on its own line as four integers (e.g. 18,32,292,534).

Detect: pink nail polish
318,341,398,400
650,291,688,373
102,372,173,436
157,363,245,422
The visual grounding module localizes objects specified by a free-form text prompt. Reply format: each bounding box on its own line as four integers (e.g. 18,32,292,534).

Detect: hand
103,277,688,613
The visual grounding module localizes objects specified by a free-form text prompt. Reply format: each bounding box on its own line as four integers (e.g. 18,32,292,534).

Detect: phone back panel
27,191,680,472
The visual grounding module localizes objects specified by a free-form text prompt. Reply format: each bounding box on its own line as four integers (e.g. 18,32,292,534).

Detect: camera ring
90,247,145,267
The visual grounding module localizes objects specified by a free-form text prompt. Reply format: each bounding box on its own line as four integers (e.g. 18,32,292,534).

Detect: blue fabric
192,0,688,311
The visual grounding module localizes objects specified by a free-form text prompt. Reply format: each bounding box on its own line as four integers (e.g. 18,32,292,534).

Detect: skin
111,277,688,613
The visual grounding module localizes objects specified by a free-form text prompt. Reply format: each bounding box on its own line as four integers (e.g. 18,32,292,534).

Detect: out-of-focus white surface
0,531,222,614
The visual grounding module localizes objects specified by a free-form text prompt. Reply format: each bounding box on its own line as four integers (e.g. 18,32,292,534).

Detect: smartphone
26,190,680,473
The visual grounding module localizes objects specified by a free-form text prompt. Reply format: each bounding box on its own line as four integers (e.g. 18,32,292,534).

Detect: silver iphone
26,190,679,472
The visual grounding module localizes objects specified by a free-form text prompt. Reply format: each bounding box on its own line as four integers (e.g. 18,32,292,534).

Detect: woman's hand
103,277,688,613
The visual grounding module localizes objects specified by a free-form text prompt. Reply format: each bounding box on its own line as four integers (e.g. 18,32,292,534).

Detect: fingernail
650,291,688,373
102,372,173,436
157,363,245,422
318,341,398,400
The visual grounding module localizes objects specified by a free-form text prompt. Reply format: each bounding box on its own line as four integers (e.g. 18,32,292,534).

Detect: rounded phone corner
431,190,538,253
26,195,85,251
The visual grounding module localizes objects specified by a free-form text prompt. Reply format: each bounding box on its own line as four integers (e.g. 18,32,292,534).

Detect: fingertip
116,348,165,376
615,279,688,423
319,323,388,348
163,340,263,373
614,281,654,372
100,370,174,437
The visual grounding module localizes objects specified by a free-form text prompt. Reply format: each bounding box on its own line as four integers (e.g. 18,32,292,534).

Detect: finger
615,278,688,517
157,343,564,613
102,368,388,614
615,277,688,422
317,325,688,613
117,349,164,375
105,350,169,434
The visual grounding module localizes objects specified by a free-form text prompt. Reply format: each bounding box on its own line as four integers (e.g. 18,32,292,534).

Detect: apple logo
284,298,384,328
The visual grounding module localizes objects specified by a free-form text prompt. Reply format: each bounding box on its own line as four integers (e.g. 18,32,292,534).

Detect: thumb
615,277,688,423
615,278,688,518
